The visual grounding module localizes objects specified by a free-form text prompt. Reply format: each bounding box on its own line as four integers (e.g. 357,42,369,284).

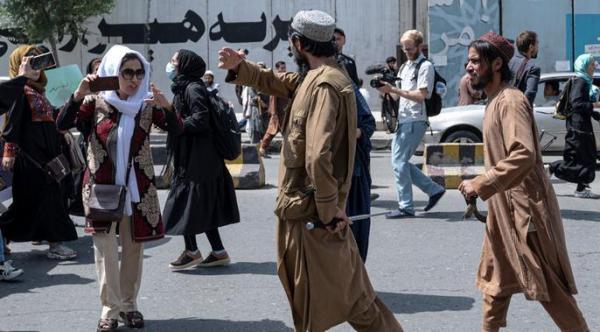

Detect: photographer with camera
377,30,446,218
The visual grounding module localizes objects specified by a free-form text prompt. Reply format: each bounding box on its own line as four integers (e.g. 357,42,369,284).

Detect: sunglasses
120,68,145,80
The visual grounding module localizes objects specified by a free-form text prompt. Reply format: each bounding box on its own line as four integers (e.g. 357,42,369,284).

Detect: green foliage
0,0,116,44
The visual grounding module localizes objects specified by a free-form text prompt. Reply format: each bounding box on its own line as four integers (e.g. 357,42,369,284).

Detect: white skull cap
290,10,335,42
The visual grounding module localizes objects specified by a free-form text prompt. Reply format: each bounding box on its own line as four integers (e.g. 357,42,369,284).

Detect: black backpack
400,58,446,117
205,90,242,160
553,78,574,120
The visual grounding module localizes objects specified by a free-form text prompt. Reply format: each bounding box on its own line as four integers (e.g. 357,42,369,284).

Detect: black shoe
385,208,415,219
197,252,231,267
424,190,446,212
169,250,203,270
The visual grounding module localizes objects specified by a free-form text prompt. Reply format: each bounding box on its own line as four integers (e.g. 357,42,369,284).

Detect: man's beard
291,45,309,75
470,66,493,90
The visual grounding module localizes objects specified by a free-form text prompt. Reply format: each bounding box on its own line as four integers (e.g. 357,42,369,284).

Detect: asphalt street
1,151,599,332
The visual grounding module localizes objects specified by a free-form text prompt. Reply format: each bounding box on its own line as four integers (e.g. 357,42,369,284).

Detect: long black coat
163,80,240,235
0,77,76,242
551,77,598,184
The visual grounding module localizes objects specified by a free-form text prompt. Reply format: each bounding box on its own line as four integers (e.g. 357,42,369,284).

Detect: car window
534,78,569,108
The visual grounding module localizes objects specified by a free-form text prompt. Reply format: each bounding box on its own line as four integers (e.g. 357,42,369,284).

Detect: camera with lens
365,64,399,88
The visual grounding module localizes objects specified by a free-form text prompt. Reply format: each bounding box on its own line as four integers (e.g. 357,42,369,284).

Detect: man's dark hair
289,28,337,57
516,31,537,54
334,28,345,37
468,40,513,82
275,61,286,69
386,56,397,64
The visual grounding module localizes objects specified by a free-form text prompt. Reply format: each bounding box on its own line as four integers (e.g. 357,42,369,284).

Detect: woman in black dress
163,49,240,269
549,53,600,198
0,45,77,259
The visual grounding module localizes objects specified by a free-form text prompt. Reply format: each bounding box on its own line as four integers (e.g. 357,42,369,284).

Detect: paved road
1,151,599,331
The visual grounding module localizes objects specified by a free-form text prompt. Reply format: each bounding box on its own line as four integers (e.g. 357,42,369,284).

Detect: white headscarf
97,45,151,214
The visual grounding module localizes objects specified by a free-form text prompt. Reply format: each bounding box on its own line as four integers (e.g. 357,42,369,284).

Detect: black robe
550,77,598,185
347,86,376,262
0,77,76,242
163,51,240,235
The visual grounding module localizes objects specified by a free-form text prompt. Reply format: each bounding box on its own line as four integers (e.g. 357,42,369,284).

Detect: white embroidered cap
290,10,336,43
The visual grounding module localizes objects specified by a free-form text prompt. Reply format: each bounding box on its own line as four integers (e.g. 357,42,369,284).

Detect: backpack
399,58,446,117
183,83,241,160
553,78,574,120
206,90,242,160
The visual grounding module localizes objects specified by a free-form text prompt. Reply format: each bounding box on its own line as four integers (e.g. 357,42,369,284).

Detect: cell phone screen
89,76,120,92
30,52,56,70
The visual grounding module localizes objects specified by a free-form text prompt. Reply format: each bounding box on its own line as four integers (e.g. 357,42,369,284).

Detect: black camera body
365,64,399,88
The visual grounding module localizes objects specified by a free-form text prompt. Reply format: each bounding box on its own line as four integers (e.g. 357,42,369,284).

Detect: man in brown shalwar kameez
458,32,589,332
218,10,402,332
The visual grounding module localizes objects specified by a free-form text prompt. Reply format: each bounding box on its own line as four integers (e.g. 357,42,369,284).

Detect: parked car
419,72,600,154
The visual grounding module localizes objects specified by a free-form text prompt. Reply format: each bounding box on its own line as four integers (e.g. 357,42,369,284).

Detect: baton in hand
305,211,391,230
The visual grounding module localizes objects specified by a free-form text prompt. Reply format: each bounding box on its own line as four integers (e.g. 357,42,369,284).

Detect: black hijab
170,49,206,95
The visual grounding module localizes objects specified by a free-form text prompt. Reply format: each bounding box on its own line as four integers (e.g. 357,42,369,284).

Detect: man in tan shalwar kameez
218,10,402,332
459,32,589,332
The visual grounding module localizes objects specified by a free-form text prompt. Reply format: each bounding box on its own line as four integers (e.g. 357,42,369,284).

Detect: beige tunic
472,86,578,301
228,60,387,331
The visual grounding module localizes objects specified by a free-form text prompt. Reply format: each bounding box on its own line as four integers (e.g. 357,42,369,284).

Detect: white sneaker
47,244,77,260
574,189,600,199
0,260,24,281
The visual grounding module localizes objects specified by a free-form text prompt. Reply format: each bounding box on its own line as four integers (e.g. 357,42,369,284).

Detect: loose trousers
93,216,144,319
481,233,588,332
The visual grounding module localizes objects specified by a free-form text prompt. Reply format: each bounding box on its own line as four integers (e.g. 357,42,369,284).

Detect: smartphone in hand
89,76,120,92
30,52,56,70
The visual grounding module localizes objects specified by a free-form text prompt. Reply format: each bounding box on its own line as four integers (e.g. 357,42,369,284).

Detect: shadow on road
560,209,600,222
371,200,427,210
378,291,475,314
0,238,96,299
174,261,277,276
133,318,292,331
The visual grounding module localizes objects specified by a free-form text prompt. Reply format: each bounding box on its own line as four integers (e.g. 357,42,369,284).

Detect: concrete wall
0,0,412,113
428,0,600,108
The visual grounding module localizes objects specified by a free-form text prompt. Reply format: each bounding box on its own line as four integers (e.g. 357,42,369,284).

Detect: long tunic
551,77,597,184
347,85,376,262
227,60,383,331
472,86,578,301
163,81,240,235
0,77,77,243
57,95,183,242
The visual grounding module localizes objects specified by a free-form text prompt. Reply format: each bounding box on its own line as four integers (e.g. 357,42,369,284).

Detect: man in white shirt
377,30,445,218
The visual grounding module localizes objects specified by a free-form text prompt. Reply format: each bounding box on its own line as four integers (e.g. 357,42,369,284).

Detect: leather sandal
97,318,117,332
119,310,144,328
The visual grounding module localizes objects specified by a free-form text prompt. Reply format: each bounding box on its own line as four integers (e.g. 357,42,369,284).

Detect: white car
421,72,600,153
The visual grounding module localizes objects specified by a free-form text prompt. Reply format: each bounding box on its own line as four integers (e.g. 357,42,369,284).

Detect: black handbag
83,154,133,222
21,150,70,183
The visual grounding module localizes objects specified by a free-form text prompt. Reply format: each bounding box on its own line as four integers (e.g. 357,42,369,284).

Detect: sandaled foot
97,318,117,332
119,310,144,328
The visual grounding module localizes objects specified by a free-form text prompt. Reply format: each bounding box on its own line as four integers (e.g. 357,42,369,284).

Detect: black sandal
119,310,144,328
97,318,117,332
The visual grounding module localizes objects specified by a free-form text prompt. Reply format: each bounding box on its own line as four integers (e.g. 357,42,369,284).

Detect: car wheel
444,130,481,144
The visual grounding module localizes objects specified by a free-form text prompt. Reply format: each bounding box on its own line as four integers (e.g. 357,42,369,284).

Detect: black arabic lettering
263,15,291,51
90,9,205,52
59,33,78,52
209,12,267,43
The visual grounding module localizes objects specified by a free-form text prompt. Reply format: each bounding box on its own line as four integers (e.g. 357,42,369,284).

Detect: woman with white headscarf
57,45,183,332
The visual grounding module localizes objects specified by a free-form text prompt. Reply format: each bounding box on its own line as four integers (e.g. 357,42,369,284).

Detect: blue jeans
391,121,444,214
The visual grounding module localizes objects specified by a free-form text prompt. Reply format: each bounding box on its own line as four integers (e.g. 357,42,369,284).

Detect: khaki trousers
481,233,588,332
93,216,144,319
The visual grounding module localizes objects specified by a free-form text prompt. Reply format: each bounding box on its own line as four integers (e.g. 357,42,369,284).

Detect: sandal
97,318,117,332
119,310,144,328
